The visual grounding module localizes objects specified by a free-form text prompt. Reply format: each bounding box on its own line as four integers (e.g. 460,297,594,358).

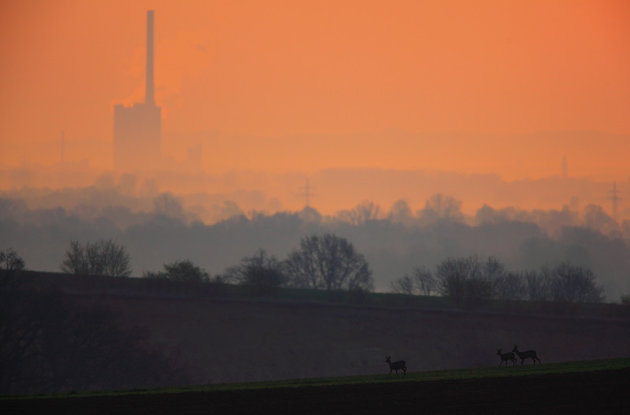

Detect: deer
512,345,541,365
385,356,407,375
497,348,516,367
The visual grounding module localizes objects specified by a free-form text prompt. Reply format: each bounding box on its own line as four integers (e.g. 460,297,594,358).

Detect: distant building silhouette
114,10,161,172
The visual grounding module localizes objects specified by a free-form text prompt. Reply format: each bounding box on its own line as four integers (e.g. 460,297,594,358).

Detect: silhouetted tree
524,269,552,301
435,256,493,306
475,204,499,225
548,262,604,303
228,249,286,294
145,259,209,283
413,266,436,295
417,193,464,223
0,248,25,272
390,274,414,294
482,257,525,301
493,272,526,301
390,267,435,296
387,199,415,225
61,240,131,277
337,200,380,225
285,234,374,292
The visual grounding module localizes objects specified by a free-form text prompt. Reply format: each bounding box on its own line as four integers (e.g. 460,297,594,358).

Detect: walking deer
512,345,541,365
497,348,516,367
385,356,407,375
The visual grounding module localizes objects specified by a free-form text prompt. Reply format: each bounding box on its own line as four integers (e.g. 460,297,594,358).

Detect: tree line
41,233,374,294
4,190,630,302
2,235,611,305
391,256,605,305
145,233,374,294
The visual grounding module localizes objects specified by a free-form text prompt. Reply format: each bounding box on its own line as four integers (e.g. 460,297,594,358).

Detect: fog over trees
1,187,630,301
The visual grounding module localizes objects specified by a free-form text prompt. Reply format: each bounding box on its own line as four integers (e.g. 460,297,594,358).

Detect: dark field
3,361,629,414
6,272,630,399
91,293,630,385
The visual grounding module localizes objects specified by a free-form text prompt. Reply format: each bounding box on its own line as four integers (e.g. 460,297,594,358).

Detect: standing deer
385,356,407,375
512,345,541,365
497,348,516,367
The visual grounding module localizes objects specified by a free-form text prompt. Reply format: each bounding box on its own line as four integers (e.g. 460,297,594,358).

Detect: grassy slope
3,358,630,414
6,356,630,398
137,356,630,392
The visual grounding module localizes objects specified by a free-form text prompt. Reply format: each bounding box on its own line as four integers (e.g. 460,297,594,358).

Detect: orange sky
1,0,630,180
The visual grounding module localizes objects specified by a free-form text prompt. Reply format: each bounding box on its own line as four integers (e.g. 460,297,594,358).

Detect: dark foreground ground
3,367,629,415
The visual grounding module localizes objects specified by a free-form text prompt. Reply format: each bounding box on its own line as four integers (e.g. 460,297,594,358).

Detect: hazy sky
1,0,629,180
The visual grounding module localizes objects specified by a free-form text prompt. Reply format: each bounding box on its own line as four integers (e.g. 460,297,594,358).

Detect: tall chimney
145,10,155,106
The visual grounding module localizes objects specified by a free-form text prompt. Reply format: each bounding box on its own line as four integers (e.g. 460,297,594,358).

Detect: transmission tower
296,178,317,208
608,181,622,221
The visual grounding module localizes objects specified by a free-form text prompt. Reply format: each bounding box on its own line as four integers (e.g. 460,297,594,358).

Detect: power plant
113,10,161,172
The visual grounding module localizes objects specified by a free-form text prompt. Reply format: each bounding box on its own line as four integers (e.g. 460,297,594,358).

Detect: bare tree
390,274,415,295
549,263,604,303
0,248,25,272
337,200,380,225
417,193,464,223
100,240,132,277
524,270,552,301
390,267,436,296
230,249,286,294
435,256,493,306
493,272,526,301
387,199,415,226
61,240,131,277
413,266,436,296
61,241,89,274
285,234,374,292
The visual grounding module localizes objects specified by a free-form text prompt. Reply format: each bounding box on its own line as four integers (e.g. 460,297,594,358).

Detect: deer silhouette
512,345,541,365
385,356,407,375
497,348,516,367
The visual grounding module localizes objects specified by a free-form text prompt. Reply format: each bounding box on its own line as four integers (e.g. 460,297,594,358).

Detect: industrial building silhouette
113,10,161,172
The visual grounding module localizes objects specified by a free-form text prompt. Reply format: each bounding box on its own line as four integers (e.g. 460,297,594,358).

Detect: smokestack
145,10,155,106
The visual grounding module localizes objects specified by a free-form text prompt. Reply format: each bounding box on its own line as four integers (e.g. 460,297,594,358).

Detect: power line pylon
608,181,622,222
297,178,317,209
